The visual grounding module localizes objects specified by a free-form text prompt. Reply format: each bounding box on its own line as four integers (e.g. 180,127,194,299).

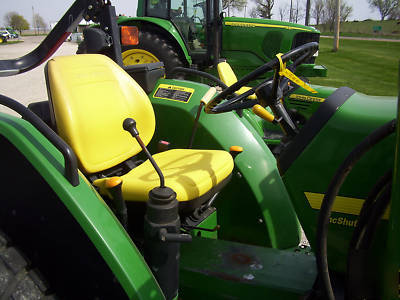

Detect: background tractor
79,0,326,79
0,0,399,299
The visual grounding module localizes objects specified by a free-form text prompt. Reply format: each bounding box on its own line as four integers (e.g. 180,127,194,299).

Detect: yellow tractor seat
45,54,233,210
94,149,232,211
217,61,257,100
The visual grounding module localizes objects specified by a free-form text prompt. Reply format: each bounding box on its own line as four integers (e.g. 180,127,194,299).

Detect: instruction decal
153,84,194,103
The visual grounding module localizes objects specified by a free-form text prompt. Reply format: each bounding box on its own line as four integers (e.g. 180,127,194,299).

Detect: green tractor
79,0,326,78
0,1,398,299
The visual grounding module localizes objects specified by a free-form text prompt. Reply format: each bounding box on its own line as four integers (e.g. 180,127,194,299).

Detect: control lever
123,117,191,300
123,118,165,187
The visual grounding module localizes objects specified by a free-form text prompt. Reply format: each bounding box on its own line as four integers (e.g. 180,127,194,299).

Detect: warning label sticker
153,84,194,103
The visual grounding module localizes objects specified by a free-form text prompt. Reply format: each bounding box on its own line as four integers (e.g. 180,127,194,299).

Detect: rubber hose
349,170,392,250
346,182,391,300
316,119,396,300
170,67,228,89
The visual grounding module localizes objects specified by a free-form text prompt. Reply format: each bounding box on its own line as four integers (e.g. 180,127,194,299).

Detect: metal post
333,0,340,52
289,0,293,22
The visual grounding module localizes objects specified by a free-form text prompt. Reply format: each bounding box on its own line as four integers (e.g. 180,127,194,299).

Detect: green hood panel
223,17,319,33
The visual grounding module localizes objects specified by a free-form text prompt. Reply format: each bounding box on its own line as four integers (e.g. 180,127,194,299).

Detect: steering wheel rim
204,42,319,114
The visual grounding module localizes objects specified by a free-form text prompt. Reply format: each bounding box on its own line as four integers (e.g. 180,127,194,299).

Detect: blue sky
1,0,381,28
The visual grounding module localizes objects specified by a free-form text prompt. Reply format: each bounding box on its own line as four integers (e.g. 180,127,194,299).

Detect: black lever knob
123,118,139,137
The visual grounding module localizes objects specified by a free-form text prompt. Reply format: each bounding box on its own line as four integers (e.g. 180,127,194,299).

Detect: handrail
0,94,79,186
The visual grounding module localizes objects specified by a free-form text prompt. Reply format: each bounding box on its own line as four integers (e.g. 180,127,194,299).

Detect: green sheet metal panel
0,113,164,300
180,237,317,299
283,91,397,273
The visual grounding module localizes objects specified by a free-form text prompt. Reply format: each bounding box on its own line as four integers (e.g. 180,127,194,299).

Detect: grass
20,33,47,37
315,20,400,38
310,37,400,96
320,31,400,40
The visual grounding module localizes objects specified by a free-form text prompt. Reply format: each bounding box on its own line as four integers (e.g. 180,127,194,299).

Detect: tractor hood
222,17,320,34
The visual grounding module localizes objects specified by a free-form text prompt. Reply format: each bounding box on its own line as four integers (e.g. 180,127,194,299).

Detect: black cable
188,102,204,149
350,170,392,250
346,180,391,300
170,67,228,89
316,119,396,300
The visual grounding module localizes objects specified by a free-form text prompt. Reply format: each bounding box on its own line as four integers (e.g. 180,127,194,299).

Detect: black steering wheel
204,42,319,115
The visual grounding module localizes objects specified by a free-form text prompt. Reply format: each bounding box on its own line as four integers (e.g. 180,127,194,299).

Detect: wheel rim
122,49,160,66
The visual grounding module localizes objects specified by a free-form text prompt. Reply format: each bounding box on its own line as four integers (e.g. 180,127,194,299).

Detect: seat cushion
94,149,234,202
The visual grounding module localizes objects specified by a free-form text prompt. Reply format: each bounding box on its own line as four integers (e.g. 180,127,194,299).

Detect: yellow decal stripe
289,94,325,103
304,192,390,220
224,21,312,32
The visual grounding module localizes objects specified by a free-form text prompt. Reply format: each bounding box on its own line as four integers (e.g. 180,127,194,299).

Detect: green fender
148,79,301,249
0,113,164,300
117,16,192,65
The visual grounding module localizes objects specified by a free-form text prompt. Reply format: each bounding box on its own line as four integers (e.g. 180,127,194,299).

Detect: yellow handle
105,176,123,189
200,87,217,105
252,104,275,123
229,145,243,153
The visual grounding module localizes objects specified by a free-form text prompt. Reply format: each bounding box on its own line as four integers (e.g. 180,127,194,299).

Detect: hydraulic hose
170,67,228,89
350,170,392,250
316,119,396,300
346,171,392,300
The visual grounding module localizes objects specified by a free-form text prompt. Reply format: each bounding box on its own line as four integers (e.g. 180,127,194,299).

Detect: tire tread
0,231,53,300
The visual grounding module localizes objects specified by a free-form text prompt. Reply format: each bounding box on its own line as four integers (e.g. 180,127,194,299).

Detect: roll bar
0,0,122,77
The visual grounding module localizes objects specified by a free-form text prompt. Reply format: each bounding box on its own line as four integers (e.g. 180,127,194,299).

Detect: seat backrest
217,61,238,87
46,54,155,174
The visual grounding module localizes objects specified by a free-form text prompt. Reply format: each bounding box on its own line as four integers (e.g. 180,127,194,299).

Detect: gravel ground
0,36,78,116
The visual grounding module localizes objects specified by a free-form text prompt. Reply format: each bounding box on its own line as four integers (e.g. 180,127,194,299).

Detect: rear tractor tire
0,231,54,299
121,29,186,77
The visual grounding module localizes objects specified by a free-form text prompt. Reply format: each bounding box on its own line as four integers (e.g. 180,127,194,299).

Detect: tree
388,4,400,19
321,0,352,31
4,12,29,33
368,0,399,21
33,14,47,34
340,2,353,21
223,0,248,16
293,0,304,23
312,0,325,25
279,5,288,21
250,0,274,19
